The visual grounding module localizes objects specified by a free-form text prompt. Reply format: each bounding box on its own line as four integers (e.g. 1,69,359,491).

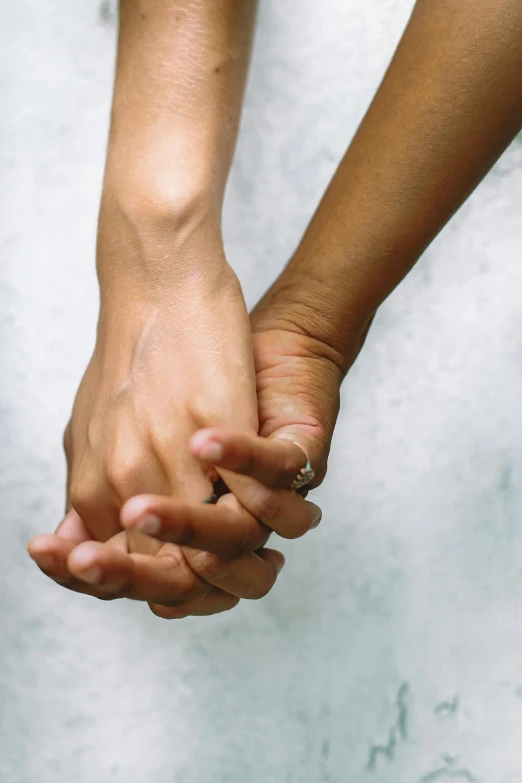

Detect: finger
190,428,308,489
67,536,279,606
213,471,323,540
26,509,94,585
120,493,270,559
27,534,105,596
182,546,285,600
28,533,79,585
54,509,93,542
66,540,209,605
148,589,240,619
27,530,130,596
269,427,328,490
69,485,122,542
28,507,98,586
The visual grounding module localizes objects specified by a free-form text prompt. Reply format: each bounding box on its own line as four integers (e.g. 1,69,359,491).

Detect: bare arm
100,0,257,292
253,0,522,370
29,1,316,620
64,3,260,551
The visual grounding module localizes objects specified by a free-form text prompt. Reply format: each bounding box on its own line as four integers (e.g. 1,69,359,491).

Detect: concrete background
2,1,522,781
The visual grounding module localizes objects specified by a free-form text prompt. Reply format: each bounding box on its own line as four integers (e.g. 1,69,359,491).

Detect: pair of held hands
27,239,346,618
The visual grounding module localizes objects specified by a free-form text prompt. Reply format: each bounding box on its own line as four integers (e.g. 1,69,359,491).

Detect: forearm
254,0,522,370
98,0,257,293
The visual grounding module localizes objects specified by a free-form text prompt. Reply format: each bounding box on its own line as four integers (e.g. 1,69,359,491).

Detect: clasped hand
28,213,343,618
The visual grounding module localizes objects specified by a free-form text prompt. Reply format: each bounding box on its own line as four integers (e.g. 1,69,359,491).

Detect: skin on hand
27,508,286,617
51,0,261,568
29,0,522,617
56,216,265,605
64,0,261,550
66,236,258,544
27,317,341,618
27,0,321,616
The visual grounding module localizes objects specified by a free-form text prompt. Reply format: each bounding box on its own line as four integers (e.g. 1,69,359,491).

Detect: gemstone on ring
289,461,315,492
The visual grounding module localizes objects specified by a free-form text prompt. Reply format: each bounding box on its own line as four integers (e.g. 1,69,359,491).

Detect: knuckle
246,485,282,525
105,456,140,500
69,479,100,521
69,449,110,519
227,520,263,560
156,554,210,604
191,552,230,584
157,548,187,570
156,581,208,606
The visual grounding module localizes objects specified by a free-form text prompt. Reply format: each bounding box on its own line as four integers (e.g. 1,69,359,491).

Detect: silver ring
289,461,315,492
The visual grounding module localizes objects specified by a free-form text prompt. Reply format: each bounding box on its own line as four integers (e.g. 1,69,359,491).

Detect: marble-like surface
2,1,522,781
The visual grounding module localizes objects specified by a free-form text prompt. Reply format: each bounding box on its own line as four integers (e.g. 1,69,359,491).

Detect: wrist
102,113,230,224
96,176,229,298
251,267,374,376
102,155,221,230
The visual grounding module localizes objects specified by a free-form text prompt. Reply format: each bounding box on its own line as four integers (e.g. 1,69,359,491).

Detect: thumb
267,425,330,490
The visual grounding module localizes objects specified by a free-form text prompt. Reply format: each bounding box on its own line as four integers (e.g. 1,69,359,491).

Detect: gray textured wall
2,1,522,781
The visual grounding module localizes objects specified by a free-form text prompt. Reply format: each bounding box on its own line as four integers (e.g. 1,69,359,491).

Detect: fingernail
198,441,224,462
135,514,161,535
78,566,102,585
275,553,286,573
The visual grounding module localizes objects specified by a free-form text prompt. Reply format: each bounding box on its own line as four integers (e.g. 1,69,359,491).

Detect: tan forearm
103,0,257,218
255,0,522,368
96,0,257,295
